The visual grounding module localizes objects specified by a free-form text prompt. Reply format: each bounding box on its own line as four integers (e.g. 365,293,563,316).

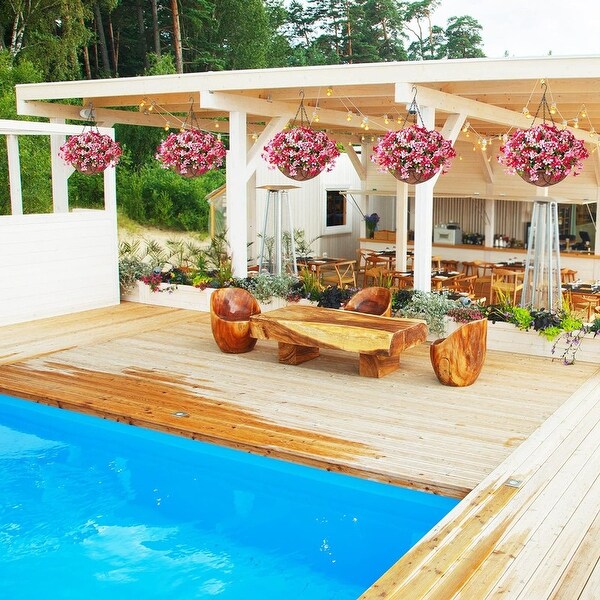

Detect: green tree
444,15,485,59
0,51,52,215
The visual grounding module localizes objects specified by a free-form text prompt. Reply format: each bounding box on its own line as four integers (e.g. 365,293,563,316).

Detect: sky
433,0,600,58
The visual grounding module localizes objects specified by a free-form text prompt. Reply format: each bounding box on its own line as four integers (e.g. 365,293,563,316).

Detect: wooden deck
1,303,599,598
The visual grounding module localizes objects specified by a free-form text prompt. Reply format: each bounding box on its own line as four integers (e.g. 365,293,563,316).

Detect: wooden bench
249,305,427,378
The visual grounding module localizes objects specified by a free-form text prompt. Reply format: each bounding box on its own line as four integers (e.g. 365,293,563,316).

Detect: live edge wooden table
249,305,427,378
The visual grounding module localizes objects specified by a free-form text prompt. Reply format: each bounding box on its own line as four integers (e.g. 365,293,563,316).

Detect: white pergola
13,55,600,290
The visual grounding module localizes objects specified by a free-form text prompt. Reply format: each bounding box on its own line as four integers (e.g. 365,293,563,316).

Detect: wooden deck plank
1,303,600,599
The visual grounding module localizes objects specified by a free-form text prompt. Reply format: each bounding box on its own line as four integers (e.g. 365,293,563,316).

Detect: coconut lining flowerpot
278,165,320,182
390,168,436,185
518,169,568,187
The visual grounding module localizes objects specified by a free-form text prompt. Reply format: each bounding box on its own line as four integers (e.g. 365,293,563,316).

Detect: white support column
395,179,408,271
6,134,23,215
484,198,495,247
49,117,71,213
413,105,435,292
227,111,248,277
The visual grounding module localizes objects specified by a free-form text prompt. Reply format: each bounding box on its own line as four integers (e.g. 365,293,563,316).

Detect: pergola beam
395,83,590,144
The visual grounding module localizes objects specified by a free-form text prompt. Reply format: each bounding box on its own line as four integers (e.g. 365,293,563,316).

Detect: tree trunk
135,0,149,68
107,15,118,75
93,2,111,74
171,0,183,73
150,0,161,57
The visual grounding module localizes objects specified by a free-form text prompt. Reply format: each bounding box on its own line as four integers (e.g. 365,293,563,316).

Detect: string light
383,114,389,125
164,122,170,132
326,87,333,96
214,120,220,128
550,102,557,115
312,110,320,123
580,106,587,118
346,111,353,122
461,121,470,133
573,117,579,129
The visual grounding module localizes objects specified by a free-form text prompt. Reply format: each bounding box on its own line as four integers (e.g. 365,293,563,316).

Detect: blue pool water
0,394,458,599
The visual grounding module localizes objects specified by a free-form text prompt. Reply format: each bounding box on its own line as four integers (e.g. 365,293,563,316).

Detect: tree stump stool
430,319,487,387
210,288,261,353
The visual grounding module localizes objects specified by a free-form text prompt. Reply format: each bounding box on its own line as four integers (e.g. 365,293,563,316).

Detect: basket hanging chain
530,82,555,127
399,86,425,129
81,102,100,133
184,98,200,131
291,91,310,128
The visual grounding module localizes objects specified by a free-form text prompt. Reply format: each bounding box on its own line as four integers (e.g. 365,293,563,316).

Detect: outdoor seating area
0,304,599,598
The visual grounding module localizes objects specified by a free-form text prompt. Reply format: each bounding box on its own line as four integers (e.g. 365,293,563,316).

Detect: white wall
1,211,119,326
254,154,362,261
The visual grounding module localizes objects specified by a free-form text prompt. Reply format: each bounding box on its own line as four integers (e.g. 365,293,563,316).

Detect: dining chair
441,259,460,272
388,271,414,290
461,260,481,277
321,260,357,288
362,254,390,287
490,268,524,305
448,274,477,297
570,293,600,322
431,255,442,270
356,249,375,281
560,268,578,284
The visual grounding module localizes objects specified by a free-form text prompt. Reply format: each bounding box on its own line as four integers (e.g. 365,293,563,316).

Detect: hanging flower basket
58,131,122,174
156,129,226,178
371,125,456,184
262,126,340,182
498,123,589,187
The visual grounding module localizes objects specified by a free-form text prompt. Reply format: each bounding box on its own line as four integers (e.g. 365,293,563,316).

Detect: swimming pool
0,394,458,599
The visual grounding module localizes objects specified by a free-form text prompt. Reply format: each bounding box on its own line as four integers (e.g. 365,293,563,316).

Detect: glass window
326,190,346,227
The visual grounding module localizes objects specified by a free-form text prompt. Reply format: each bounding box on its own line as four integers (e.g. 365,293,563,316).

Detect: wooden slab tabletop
250,305,427,355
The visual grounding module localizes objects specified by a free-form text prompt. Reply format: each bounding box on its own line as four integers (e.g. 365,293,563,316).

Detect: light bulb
214,120,220,128
550,102,557,115
580,107,587,118
164,122,170,132
383,114,389,125
573,118,579,129
346,112,353,122
312,111,319,123
251,132,258,141
481,139,488,150
462,121,470,133
148,103,154,112
459,154,463,161
397,116,402,124
326,87,333,96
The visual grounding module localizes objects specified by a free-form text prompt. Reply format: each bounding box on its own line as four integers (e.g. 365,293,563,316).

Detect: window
323,189,351,234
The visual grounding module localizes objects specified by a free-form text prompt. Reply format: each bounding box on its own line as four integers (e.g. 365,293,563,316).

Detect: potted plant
371,125,456,184
498,123,589,187
262,126,340,181
58,130,122,174
156,128,226,177
364,213,380,238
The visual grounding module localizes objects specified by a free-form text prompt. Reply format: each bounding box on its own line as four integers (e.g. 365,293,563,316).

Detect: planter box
428,319,600,364
122,281,313,313
486,321,600,364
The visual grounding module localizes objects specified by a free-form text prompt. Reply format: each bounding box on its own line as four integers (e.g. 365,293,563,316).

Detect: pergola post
395,179,409,272
227,111,248,277
413,105,435,292
49,117,71,213
6,134,23,215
